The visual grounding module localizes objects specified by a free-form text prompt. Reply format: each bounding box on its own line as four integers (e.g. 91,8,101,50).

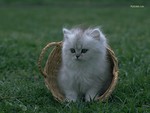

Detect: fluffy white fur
58,27,111,102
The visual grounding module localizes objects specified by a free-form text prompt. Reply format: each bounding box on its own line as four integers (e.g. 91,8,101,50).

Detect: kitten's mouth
73,57,81,61
75,58,84,62
75,58,81,61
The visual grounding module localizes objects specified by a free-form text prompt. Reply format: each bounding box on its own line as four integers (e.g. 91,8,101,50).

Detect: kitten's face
67,38,90,61
62,27,106,62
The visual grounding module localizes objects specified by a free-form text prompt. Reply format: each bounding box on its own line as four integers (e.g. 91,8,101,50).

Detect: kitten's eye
70,48,75,53
81,49,88,53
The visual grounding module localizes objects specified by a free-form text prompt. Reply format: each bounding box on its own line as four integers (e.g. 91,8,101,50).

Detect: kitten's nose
76,55,80,59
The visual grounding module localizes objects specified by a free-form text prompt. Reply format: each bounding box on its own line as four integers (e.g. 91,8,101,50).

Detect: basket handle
38,41,62,78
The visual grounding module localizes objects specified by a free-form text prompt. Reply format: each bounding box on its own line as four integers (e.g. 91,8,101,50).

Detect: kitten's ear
62,28,71,39
63,28,71,34
90,28,101,40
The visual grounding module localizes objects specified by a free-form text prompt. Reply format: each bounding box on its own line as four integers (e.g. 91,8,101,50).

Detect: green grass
0,0,149,6
0,1,150,113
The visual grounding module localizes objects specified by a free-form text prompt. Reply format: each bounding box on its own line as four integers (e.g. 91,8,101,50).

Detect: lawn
0,1,150,113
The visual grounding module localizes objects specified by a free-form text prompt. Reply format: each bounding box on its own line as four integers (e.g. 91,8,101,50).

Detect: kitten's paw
65,91,77,102
65,98,76,102
85,95,98,102
85,90,99,102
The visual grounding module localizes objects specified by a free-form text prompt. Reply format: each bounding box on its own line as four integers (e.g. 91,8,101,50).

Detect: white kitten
58,27,112,102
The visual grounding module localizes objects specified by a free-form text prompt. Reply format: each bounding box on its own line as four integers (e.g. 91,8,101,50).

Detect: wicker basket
38,41,118,102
